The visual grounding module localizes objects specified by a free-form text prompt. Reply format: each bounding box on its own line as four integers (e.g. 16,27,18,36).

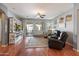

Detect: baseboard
1,44,8,47
77,50,79,52
66,42,72,47
73,48,77,51
66,42,79,52
73,48,79,52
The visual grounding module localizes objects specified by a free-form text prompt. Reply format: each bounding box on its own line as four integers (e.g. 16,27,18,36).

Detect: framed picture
65,15,72,28
58,17,65,28
59,17,64,23
66,15,72,22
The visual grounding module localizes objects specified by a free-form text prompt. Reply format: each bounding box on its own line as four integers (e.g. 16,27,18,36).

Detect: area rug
25,37,48,48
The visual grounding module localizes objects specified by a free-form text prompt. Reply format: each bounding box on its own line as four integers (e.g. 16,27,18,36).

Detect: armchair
48,32,68,50
48,30,61,39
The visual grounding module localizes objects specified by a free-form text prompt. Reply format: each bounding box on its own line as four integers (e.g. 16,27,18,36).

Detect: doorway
27,24,33,34
0,9,8,46
0,13,1,44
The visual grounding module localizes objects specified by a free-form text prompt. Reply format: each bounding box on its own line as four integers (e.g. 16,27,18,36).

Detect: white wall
74,3,79,51
44,20,55,33
0,4,8,15
52,9,73,45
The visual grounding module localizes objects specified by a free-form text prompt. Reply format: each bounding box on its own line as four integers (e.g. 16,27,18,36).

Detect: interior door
0,17,1,43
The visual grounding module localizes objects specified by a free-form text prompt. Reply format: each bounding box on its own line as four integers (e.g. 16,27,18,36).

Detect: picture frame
59,17,64,23
66,15,72,22
58,17,65,28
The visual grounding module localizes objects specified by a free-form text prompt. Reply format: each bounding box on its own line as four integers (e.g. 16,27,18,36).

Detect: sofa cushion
58,32,63,40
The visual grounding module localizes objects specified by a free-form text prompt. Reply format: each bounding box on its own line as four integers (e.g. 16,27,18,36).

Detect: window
27,24,33,33
36,24,42,31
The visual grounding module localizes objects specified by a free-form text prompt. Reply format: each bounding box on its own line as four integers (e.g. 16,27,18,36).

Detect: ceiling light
37,12,46,18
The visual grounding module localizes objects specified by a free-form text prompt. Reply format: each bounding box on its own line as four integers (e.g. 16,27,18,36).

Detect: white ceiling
4,3,73,19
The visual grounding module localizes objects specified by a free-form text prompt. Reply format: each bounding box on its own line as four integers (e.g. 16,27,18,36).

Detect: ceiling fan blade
42,15,46,16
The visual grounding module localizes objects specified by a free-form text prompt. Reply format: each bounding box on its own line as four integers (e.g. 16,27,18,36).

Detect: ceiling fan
37,12,46,18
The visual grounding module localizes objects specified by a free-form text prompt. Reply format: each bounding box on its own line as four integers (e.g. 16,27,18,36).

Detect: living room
0,3,79,56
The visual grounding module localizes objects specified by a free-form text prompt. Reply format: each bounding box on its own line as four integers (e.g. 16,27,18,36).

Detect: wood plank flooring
0,36,79,56
18,37,79,56
18,44,79,56
0,38,24,56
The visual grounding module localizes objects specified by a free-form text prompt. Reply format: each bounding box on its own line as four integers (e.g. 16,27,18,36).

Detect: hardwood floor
18,48,48,56
0,36,79,56
48,44,79,56
18,44,79,56
0,38,24,56
18,37,79,56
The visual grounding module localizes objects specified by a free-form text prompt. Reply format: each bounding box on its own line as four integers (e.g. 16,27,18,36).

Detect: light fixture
34,8,46,18
37,12,46,18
